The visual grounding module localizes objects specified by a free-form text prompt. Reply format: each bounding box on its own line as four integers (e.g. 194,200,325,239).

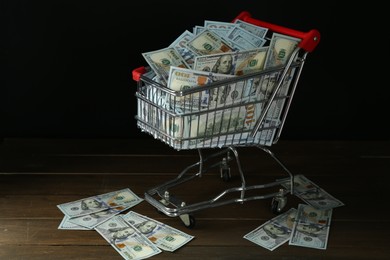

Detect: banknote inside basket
139,66,297,149
138,26,302,149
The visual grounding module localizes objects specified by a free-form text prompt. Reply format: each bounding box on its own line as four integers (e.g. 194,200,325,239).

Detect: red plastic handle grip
132,66,147,82
234,11,320,52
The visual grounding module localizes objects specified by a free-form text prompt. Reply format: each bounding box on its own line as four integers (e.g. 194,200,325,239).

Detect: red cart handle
234,11,320,52
132,66,147,82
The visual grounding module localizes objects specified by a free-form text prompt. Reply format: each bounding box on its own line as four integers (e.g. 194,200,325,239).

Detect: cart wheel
271,198,279,214
180,214,196,229
271,196,287,214
221,168,231,182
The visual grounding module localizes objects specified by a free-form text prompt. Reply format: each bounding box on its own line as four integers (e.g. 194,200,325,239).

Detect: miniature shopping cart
132,11,320,228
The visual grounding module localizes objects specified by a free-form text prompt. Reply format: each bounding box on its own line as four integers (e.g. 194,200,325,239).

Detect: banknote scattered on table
57,188,144,218
59,206,132,230
57,188,143,229
95,215,162,260
243,208,297,251
281,174,345,210
57,188,196,259
289,204,332,250
245,203,334,251
122,211,194,252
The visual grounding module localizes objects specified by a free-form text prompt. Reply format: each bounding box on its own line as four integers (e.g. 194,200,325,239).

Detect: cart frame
132,11,320,228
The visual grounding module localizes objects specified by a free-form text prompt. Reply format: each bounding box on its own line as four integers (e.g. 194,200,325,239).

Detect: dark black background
2,1,388,140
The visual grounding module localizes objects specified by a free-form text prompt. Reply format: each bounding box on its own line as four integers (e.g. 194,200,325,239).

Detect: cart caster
271,189,287,214
179,214,196,229
155,193,170,215
220,158,231,182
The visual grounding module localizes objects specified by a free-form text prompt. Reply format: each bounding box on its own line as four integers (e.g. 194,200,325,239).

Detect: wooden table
0,138,389,259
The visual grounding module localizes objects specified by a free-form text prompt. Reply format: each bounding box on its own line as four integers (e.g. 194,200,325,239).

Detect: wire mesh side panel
135,60,302,151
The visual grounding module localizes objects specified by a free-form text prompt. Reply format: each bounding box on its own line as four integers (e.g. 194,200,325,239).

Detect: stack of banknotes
57,188,194,259
244,174,344,250
138,19,302,149
142,19,300,84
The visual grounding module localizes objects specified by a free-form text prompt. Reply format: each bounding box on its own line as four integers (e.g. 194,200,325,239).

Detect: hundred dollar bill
167,77,284,149
193,47,268,76
181,101,263,144
122,211,194,252
255,68,294,99
264,33,301,69
142,47,190,84
193,25,205,35
220,37,247,51
169,30,196,66
204,20,237,38
289,204,332,250
281,174,345,210
166,66,235,109
58,215,90,230
299,188,345,210
155,69,295,149
138,96,170,137
185,29,235,56
226,26,267,49
234,19,268,38
243,208,297,251
185,118,279,149
67,206,131,229
57,188,143,218
281,174,318,193
95,215,162,260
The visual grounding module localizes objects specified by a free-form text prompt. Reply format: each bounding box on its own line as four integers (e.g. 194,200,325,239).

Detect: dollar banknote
185,29,235,56
139,68,297,149
139,70,288,149
166,66,235,109
299,188,345,210
169,30,196,66
95,215,162,260
281,174,345,210
57,188,143,218
122,211,194,252
67,206,131,229
193,47,268,76
182,69,293,148
142,47,190,84
204,20,237,38
234,19,268,38
226,26,266,49
264,33,301,69
58,215,90,230
281,174,317,193
243,208,297,251
190,118,279,149
289,204,332,250
192,25,205,35
252,67,296,123
172,101,266,147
